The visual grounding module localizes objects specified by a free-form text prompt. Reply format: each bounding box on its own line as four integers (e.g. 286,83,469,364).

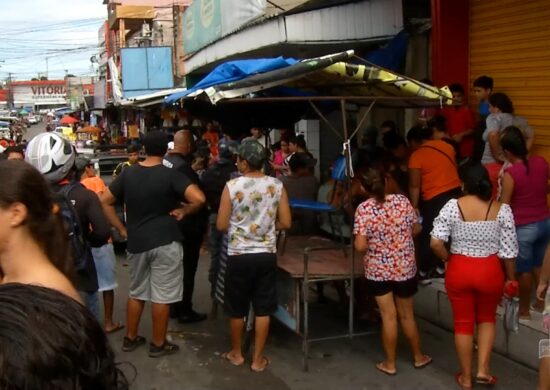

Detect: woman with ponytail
431,161,518,388
0,160,80,303
500,125,550,319
354,168,431,376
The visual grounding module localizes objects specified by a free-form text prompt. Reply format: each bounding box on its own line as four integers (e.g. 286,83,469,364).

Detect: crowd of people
0,74,549,389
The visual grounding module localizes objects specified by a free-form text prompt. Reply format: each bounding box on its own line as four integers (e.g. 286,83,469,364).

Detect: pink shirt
506,156,550,226
272,149,287,177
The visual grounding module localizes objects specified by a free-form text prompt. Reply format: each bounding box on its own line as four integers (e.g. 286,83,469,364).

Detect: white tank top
226,175,283,255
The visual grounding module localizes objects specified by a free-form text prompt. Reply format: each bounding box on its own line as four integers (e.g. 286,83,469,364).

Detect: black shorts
365,277,418,298
224,253,277,318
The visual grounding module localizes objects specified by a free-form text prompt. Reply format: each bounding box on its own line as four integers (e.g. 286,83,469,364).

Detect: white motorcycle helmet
26,132,75,183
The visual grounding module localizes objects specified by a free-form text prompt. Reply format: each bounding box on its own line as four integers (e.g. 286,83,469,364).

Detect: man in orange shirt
408,127,462,279
441,83,476,160
202,122,220,159
75,156,123,333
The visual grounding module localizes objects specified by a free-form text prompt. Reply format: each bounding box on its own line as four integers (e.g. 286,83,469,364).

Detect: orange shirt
408,140,460,201
81,176,107,195
202,131,219,157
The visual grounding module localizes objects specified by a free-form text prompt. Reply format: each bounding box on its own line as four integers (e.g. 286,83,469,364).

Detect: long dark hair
0,160,71,276
359,167,386,203
459,161,492,201
488,92,514,114
0,283,130,389
501,125,529,174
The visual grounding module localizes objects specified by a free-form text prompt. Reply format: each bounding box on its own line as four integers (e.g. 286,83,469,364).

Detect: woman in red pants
431,162,518,389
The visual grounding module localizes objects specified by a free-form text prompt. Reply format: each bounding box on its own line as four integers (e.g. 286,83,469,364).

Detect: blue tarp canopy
0,121,10,127
165,57,298,105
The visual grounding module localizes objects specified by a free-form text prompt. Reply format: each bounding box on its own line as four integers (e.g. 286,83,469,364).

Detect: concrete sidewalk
108,254,538,390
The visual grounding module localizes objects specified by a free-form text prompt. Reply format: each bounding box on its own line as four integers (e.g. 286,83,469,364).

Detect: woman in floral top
354,168,431,376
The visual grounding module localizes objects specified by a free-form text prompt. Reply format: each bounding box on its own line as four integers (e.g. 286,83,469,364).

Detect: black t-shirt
201,159,236,212
163,153,208,233
109,163,192,253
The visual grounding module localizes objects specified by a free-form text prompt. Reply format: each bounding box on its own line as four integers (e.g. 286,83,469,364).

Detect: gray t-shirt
481,113,513,164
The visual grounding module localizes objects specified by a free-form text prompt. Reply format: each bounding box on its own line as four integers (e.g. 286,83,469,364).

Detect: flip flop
476,375,497,386
414,355,433,369
375,362,397,376
221,352,244,367
105,322,124,334
455,372,472,389
250,356,270,373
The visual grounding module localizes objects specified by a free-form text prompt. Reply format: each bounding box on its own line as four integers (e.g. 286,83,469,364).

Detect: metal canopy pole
309,100,344,140
349,100,376,143
340,99,355,338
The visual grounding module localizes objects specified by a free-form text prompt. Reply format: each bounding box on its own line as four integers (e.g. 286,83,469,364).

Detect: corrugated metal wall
470,0,550,151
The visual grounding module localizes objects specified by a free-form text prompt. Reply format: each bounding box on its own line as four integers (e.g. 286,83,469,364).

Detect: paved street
25,118,47,140
108,252,538,390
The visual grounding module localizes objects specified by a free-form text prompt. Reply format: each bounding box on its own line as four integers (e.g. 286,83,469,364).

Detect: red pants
445,254,504,335
484,162,502,199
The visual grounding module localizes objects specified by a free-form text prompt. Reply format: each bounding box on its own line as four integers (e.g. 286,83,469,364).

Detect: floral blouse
227,176,282,256
353,194,417,281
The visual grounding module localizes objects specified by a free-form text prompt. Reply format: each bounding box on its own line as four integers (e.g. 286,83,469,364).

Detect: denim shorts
91,243,118,292
516,219,550,273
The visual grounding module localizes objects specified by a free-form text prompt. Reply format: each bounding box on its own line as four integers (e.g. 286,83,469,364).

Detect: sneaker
122,335,146,352
178,310,207,324
149,341,180,358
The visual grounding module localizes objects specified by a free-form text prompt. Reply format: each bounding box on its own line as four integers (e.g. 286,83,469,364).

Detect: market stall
165,50,453,370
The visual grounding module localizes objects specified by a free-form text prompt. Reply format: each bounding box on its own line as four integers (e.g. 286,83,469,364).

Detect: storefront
469,0,550,159
11,80,67,112
432,0,550,159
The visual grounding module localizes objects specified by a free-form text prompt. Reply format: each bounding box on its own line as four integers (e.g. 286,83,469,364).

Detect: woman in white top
217,139,291,372
431,162,518,389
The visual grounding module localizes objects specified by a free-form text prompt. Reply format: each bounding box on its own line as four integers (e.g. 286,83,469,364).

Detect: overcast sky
0,0,107,81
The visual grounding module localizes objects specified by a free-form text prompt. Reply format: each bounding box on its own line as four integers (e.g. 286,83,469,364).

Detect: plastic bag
503,297,519,333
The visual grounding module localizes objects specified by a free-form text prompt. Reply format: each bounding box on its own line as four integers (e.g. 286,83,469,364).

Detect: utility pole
46,57,49,80
172,4,178,83
7,72,13,110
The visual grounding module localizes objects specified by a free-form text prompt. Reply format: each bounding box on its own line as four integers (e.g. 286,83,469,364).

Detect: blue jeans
79,290,100,322
516,219,550,273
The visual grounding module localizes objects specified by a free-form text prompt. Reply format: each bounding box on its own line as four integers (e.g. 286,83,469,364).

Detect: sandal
105,322,125,334
122,335,146,352
455,372,472,389
250,356,270,373
414,355,433,369
148,341,180,358
221,352,244,366
476,375,497,386
375,362,396,376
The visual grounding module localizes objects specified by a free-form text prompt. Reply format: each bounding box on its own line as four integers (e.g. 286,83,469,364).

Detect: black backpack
57,182,93,272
